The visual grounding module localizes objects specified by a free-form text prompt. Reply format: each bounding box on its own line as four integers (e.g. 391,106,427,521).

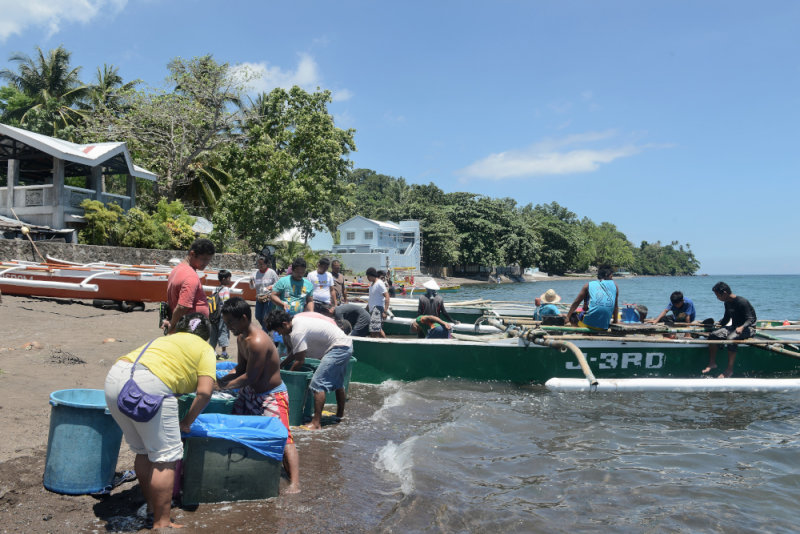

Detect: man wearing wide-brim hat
534,289,562,320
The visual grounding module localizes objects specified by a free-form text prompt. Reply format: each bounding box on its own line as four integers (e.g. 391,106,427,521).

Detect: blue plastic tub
44,389,123,495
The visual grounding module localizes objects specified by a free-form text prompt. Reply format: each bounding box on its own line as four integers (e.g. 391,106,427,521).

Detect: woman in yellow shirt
104,313,216,529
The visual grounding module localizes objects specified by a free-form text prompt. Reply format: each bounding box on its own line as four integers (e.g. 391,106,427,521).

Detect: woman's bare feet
152,520,184,530
283,482,301,494
717,370,733,378
701,365,717,375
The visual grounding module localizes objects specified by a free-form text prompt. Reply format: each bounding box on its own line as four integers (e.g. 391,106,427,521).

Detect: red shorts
232,384,293,444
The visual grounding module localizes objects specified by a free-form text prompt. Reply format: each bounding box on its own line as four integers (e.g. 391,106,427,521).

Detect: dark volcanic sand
0,295,392,533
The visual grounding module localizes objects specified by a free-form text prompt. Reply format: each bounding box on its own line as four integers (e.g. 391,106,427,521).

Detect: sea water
197,276,800,532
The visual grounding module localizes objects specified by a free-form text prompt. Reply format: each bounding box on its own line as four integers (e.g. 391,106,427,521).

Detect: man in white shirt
250,254,279,331
306,257,337,316
269,310,353,430
366,266,390,338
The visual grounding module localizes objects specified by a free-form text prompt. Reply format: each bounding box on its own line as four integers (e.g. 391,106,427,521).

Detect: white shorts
104,360,183,463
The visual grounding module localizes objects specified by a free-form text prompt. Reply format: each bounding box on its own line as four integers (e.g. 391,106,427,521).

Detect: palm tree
86,64,139,113
178,151,232,216
0,46,88,136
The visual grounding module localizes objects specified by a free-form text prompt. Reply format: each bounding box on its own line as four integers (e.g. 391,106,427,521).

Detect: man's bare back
238,323,281,393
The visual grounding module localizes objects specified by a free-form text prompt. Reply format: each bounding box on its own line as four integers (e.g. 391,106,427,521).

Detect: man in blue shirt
646,291,696,324
270,257,314,316
567,266,619,330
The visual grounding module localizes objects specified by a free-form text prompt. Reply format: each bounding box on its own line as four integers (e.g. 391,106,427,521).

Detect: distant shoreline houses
309,216,421,275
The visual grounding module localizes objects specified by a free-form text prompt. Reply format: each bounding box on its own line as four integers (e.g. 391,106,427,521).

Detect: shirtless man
218,297,300,493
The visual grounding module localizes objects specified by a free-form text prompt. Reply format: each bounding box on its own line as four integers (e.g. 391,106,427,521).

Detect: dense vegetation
0,46,699,275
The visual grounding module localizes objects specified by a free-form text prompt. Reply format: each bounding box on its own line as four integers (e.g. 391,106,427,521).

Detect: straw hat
539,289,561,304
423,279,440,291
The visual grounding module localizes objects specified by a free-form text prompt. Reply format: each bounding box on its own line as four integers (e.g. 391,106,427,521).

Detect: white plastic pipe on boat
545,377,800,392
0,276,99,292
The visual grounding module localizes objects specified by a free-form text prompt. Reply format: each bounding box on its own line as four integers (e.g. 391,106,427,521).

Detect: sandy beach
0,294,387,533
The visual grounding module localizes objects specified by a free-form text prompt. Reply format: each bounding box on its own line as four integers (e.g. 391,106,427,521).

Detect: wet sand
0,294,387,533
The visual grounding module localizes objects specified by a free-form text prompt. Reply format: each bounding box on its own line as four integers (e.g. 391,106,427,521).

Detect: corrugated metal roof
0,124,157,181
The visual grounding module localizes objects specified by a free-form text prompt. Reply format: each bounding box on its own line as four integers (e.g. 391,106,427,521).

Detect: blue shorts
309,345,353,393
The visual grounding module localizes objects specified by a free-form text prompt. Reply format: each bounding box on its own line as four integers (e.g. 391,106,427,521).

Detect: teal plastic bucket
280,366,313,427
44,389,123,495
303,357,357,420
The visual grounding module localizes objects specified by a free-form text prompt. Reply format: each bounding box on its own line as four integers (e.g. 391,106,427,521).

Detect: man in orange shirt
163,239,215,334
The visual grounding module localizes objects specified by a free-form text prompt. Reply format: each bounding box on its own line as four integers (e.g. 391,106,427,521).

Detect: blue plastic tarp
184,413,288,462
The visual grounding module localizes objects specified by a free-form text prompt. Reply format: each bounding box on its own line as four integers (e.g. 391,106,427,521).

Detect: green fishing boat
350,333,800,385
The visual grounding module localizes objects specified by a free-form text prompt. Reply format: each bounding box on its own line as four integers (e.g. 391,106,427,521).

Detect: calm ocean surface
223,276,800,533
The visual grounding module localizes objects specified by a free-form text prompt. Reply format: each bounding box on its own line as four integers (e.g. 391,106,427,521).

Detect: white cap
423,279,440,291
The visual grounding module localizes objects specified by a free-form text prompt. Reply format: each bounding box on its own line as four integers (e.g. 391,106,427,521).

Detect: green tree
81,55,245,203
527,202,586,275
0,46,88,138
85,64,139,114
212,86,356,250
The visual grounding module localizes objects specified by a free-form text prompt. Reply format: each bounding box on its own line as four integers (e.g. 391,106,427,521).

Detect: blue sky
1,1,799,274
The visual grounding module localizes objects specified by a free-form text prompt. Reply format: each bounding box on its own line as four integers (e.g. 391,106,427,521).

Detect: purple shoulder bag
117,340,167,422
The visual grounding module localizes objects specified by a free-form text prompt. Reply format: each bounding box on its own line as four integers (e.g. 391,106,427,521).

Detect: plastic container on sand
44,389,123,495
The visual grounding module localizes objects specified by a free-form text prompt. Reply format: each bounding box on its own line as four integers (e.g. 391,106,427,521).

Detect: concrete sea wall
0,239,257,271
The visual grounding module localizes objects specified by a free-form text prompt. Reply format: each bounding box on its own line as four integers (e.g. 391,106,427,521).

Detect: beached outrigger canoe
0,260,249,302
350,324,800,385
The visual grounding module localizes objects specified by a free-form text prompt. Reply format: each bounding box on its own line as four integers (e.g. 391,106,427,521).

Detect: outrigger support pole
484,317,599,389
524,332,598,389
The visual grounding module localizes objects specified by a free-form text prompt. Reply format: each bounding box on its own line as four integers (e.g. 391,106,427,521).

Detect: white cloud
233,53,354,103
233,53,321,93
332,88,353,102
0,0,127,41
458,131,642,181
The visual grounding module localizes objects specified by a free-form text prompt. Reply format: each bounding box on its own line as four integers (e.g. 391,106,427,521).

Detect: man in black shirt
333,303,371,337
702,281,757,378
416,280,458,338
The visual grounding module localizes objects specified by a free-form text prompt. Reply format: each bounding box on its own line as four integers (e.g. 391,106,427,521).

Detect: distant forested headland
0,47,698,275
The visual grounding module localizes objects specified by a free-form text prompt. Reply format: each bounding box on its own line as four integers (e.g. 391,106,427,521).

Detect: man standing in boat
163,238,215,334
566,266,619,330
703,282,757,378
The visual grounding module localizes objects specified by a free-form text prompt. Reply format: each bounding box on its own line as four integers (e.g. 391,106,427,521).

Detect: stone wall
0,238,257,271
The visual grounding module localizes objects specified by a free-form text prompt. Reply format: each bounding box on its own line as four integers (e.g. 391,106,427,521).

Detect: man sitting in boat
566,266,619,331
410,315,453,339
703,282,757,378
646,291,696,325
533,289,562,321
164,238,215,334
417,280,458,332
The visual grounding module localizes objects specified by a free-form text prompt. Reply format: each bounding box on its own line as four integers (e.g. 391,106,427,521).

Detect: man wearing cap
534,289,562,320
417,280,457,333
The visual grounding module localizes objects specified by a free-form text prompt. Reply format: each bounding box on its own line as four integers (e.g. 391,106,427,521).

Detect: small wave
371,389,411,421
375,437,418,495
